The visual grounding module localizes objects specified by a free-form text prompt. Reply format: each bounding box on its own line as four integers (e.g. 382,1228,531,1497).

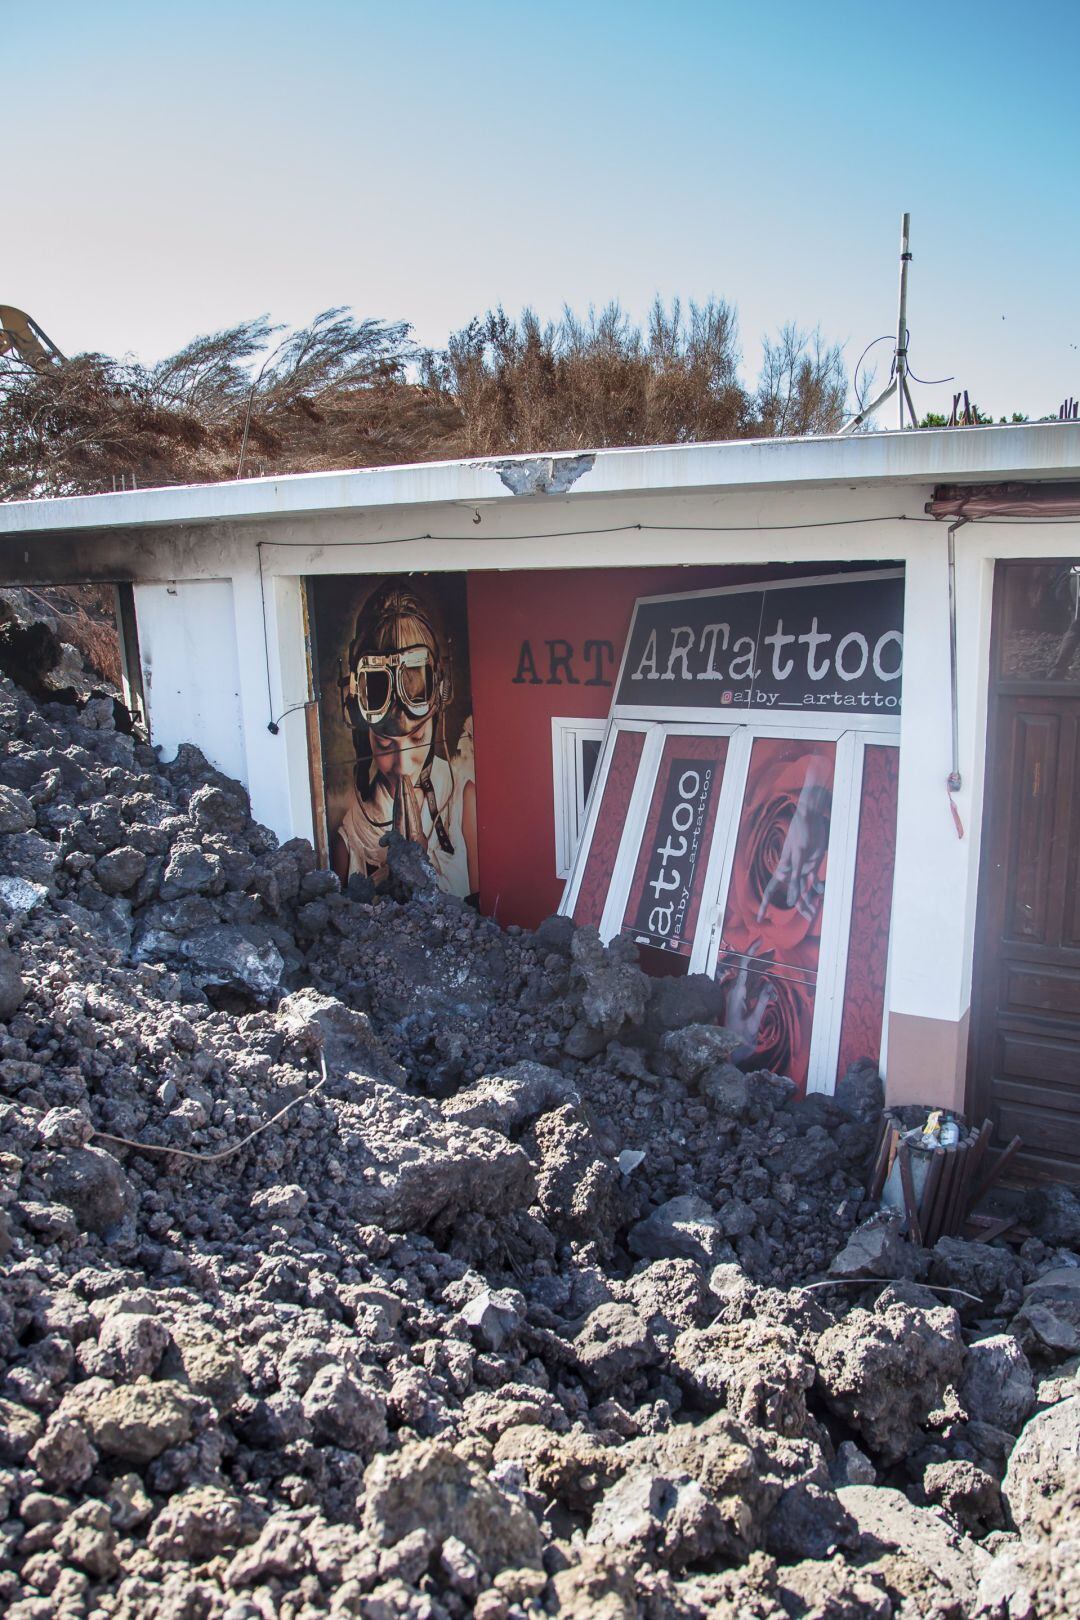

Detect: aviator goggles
342,644,442,728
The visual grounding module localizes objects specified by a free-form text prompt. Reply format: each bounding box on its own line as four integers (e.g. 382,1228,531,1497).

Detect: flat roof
2,420,1080,537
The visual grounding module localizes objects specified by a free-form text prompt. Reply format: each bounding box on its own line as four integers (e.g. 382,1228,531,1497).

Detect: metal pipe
946,515,969,792
838,211,912,436
895,213,912,429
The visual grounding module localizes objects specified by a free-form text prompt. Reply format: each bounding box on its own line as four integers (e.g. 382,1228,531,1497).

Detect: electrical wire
267,700,317,735
906,361,955,387
257,519,917,730
255,508,1080,734
257,515,931,552
93,1050,328,1165
852,335,894,411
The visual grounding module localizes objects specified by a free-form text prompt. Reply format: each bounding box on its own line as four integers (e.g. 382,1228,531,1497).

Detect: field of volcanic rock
0,617,1078,1620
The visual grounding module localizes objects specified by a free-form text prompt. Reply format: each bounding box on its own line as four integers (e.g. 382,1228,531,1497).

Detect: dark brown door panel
996,1102,1080,1160
972,570,1080,1183
998,1029,1080,1092
1001,711,1061,945
1000,962,1080,1019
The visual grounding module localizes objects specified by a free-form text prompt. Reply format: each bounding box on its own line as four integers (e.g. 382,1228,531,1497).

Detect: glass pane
1000,562,1080,681
580,736,602,806
715,737,836,1091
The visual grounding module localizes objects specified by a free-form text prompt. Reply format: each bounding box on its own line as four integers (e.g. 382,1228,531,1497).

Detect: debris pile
1,646,1079,1619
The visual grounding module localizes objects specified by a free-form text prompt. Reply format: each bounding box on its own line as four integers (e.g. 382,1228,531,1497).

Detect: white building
3,421,1080,1180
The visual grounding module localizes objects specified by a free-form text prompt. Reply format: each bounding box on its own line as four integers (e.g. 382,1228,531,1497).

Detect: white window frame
551,716,608,880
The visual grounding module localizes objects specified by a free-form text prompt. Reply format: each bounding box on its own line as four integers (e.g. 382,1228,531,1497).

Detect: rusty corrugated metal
927,481,1080,519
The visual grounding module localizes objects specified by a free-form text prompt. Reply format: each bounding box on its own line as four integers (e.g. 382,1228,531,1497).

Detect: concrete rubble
0,637,1079,1618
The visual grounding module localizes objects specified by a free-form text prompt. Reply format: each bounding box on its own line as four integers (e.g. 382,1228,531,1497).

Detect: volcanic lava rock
0,1396,43,1462
1011,1265,1080,1359
146,1483,249,1561
443,1060,576,1135
301,1364,388,1457
574,1302,661,1388
628,1195,730,1268
922,1458,1005,1534
1002,1393,1080,1537
838,1484,989,1610
44,1144,130,1234
58,1378,202,1465
363,1440,544,1576
961,1334,1035,1433
815,1299,966,1463
0,939,25,1019
930,1235,1025,1319
333,1079,536,1232
672,1318,815,1434
94,845,148,895
0,620,1077,1619
0,783,35,834
829,1213,924,1282
1022,1183,1080,1249
28,1412,97,1488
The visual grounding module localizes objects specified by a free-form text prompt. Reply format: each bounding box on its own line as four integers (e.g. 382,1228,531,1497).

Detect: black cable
256,515,930,551
255,508,1080,734
267,700,316,735
258,518,924,731
852,335,894,411
906,360,954,387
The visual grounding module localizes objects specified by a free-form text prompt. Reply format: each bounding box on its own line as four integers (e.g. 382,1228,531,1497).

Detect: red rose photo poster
571,729,646,928
716,738,836,1091
621,733,729,957
836,745,899,1078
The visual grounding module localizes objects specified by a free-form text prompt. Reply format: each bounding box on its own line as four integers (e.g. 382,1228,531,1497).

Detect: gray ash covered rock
0,641,1078,1619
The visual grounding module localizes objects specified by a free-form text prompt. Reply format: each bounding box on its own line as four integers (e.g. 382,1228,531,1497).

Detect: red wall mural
716,738,837,1094
836,745,900,1077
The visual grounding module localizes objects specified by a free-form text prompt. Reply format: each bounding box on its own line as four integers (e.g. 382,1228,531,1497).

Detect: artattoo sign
614,573,904,715
626,754,721,953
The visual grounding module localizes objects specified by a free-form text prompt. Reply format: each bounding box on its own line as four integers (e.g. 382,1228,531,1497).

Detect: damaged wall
136,580,247,788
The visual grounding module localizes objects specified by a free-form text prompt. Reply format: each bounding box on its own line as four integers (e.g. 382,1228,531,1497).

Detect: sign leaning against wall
562,570,904,1095
307,573,479,901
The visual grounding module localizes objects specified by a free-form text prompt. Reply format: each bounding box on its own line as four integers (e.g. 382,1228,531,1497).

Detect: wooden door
972,564,1080,1180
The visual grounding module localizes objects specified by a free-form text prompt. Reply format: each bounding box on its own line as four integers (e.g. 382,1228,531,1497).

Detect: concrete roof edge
2,421,1079,537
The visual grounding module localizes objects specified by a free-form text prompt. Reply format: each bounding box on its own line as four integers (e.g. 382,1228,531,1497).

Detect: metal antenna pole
840,212,918,435
895,213,919,429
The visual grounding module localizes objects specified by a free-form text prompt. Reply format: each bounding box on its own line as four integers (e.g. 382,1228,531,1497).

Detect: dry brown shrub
0,300,847,501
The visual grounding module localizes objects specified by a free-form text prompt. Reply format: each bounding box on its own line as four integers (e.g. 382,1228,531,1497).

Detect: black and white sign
627,757,717,952
615,574,904,714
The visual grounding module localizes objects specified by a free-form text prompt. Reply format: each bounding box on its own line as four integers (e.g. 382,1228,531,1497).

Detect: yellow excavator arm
0,306,65,371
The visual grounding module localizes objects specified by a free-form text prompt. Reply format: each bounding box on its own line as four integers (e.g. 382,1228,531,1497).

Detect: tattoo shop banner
614,573,904,715
621,734,728,956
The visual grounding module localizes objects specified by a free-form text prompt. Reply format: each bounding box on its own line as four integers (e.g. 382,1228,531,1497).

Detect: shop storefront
3,424,1080,1174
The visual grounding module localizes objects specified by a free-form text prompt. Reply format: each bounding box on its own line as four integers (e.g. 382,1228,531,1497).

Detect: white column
886,531,984,1107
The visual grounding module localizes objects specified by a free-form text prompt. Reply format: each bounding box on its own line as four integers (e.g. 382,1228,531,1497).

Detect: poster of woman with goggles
309,573,479,900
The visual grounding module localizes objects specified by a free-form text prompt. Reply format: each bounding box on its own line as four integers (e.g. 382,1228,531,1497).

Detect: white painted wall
135,579,247,787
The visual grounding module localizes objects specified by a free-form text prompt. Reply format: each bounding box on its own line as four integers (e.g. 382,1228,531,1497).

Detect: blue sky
6,0,1078,421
